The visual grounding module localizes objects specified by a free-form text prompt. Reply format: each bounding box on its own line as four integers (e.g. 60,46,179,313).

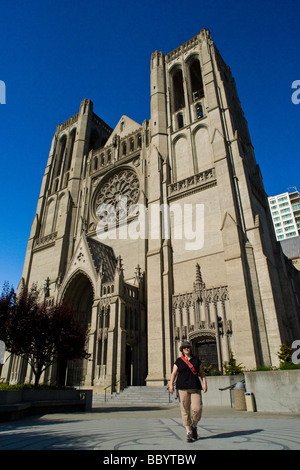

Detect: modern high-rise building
268,190,300,241
3,29,300,391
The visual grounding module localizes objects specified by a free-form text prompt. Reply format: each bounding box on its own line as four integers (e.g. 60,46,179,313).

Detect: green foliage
253,365,274,371
277,344,293,364
277,344,293,366
202,365,220,376
0,383,75,391
274,344,300,370
0,281,15,335
202,364,212,375
279,362,300,370
224,351,244,375
276,344,300,369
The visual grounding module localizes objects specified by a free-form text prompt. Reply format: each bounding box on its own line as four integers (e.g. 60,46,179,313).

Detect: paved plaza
0,403,300,455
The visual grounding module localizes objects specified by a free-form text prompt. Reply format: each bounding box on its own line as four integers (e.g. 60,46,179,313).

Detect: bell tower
20,99,112,295
146,28,300,378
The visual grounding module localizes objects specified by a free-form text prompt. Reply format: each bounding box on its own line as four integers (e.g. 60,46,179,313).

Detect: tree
224,351,244,375
276,344,300,370
0,282,16,374
0,283,90,388
277,344,293,365
0,282,15,336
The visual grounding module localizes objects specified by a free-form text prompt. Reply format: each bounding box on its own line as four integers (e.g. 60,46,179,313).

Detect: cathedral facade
4,29,300,390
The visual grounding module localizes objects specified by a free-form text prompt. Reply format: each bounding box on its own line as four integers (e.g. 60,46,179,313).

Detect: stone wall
0,389,93,421
203,371,300,413
244,370,300,413
202,375,239,408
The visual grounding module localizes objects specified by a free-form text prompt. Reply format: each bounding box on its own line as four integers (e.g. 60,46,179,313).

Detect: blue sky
0,0,299,290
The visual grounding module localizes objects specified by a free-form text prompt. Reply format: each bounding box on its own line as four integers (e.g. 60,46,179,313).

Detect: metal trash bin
233,381,246,411
245,392,256,412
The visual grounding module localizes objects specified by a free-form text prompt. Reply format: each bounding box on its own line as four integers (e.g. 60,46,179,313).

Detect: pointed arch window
172,68,185,111
137,134,142,148
53,135,67,179
64,128,76,173
189,58,204,101
177,112,184,129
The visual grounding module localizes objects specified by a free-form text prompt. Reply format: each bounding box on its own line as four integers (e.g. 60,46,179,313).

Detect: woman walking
169,340,207,442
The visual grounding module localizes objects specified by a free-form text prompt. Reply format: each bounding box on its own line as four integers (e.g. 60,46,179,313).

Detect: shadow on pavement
201,428,264,440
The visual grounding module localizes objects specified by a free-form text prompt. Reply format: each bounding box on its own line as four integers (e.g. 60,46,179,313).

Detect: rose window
94,169,139,224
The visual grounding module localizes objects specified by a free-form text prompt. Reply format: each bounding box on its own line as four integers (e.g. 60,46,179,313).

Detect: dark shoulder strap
181,356,198,376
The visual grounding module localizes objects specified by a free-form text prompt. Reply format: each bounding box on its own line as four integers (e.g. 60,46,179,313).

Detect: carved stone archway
60,271,94,386
190,332,218,371
172,264,232,374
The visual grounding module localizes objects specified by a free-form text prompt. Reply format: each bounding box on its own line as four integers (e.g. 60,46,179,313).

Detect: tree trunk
57,357,68,386
34,366,43,388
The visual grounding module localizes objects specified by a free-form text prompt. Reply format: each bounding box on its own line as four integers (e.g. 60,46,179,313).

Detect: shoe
186,431,193,442
191,425,198,440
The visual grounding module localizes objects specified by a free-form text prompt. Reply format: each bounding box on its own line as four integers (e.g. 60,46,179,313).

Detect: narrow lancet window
189,58,204,101
173,69,185,111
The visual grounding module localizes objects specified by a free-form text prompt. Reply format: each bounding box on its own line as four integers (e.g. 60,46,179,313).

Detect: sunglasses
183,346,191,349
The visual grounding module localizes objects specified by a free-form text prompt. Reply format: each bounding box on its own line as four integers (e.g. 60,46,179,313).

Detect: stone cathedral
5,29,300,391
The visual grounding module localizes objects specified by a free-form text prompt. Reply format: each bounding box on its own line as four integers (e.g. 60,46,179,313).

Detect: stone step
93,386,178,404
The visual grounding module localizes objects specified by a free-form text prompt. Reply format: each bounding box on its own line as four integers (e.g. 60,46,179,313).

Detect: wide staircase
93,386,178,406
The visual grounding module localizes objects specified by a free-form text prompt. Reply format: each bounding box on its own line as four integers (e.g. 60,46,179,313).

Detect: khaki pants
178,389,203,427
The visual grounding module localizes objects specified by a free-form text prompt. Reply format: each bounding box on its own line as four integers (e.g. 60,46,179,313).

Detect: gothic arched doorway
193,334,219,371
60,271,94,386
